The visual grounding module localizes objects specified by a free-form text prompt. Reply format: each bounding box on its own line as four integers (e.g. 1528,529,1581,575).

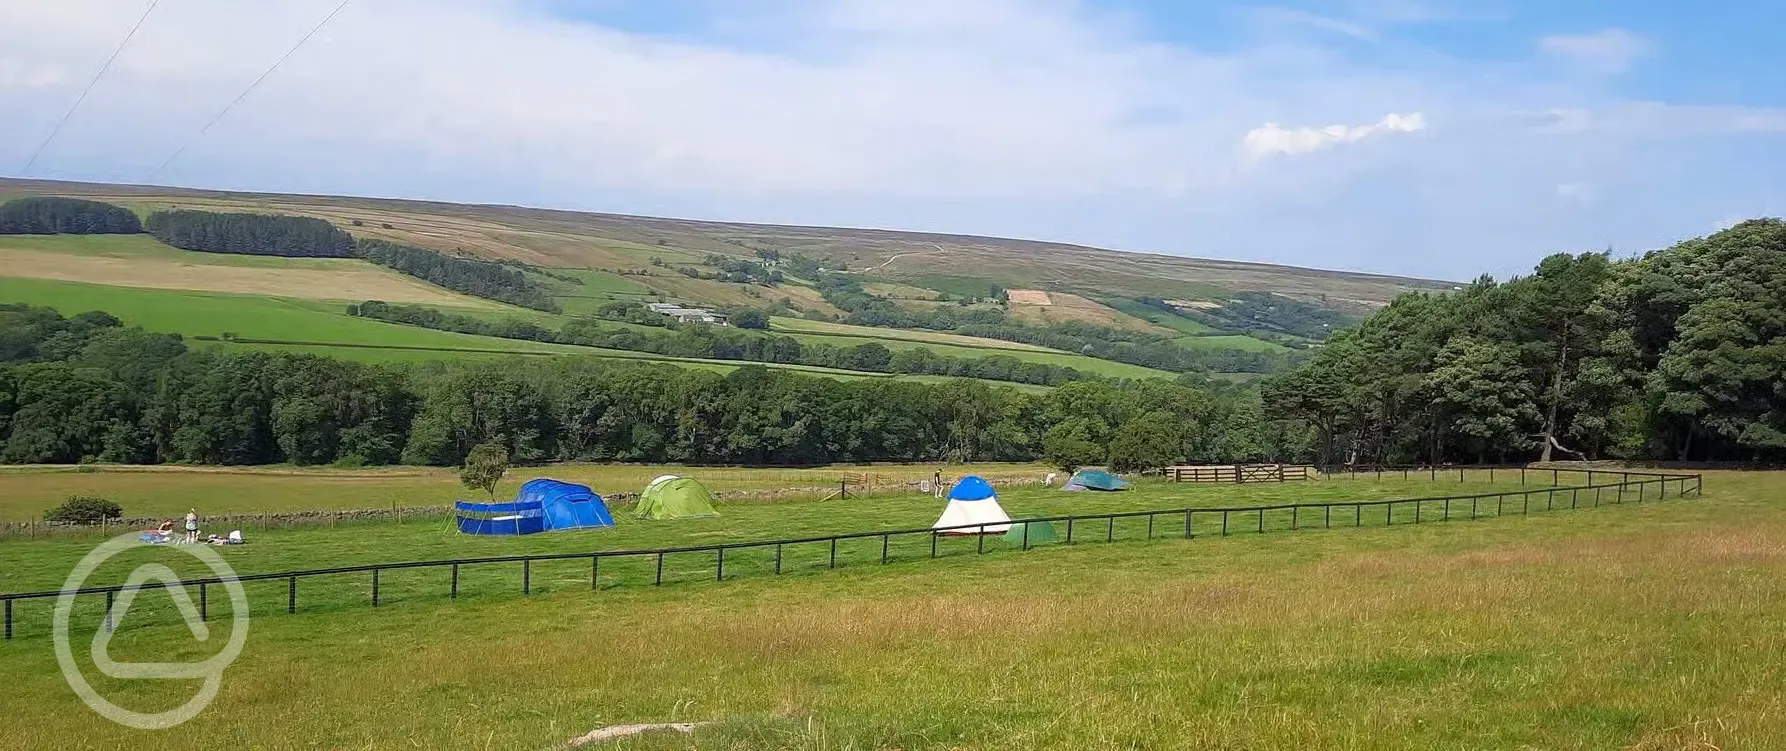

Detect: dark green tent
1002,521,1060,546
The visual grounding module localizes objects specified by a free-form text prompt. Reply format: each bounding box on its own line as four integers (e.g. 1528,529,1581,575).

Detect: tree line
146,209,355,257
355,239,560,312
0,303,1292,469
1263,218,1786,465
349,301,1097,387
0,197,142,234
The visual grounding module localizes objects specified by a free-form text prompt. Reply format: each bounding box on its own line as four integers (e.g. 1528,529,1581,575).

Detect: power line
19,0,163,175
147,0,353,180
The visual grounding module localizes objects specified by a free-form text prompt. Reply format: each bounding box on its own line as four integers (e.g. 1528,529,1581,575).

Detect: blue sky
1,0,1782,281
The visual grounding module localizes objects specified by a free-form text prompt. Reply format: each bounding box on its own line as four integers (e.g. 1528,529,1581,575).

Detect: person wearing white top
184,509,199,544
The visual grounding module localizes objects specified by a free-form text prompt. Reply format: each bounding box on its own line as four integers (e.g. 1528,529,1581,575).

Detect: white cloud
1539,28,1652,74
1251,7,1376,40
0,0,1779,281
1242,112,1426,159
1555,182,1595,201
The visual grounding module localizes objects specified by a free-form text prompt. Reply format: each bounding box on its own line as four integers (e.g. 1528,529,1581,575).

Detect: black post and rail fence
0,467,1702,641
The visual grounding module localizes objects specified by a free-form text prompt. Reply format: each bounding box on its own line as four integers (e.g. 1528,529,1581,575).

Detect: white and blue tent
931,475,1012,535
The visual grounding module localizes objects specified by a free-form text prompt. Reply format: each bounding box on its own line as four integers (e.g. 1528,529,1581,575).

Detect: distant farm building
647,302,729,326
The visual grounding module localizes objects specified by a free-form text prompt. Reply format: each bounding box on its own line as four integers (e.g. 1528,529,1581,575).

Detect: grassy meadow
0,469,1754,750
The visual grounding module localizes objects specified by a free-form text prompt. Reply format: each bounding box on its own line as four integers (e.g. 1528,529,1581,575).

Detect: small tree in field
460,442,510,499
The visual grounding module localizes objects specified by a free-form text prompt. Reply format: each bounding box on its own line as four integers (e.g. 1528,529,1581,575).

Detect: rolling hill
0,177,1456,386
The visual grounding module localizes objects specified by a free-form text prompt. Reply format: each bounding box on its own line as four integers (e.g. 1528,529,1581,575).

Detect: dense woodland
349,301,1095,386
145,209,354,257
1264,219,1786,464
0,197,142,234
0,303,1284,467
354,239,560,312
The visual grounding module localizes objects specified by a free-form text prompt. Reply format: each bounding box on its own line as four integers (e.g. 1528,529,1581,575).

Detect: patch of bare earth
0,249,494,307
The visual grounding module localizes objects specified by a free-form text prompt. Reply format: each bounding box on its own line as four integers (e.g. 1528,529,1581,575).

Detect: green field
769,316,1054,352
1102,296,1221,335
1176,333,1292,352
0,276,583,354
0,470,1754,750
546,268,658,315
0,277,1034,383
768,320,1176,380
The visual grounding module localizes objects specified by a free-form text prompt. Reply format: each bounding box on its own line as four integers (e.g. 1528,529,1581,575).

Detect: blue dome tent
456,478,615,536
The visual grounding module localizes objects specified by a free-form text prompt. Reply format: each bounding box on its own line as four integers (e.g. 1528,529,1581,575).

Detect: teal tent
1064,469,1129,491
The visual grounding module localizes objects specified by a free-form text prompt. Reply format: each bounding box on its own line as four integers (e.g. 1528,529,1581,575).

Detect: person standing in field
184,509,199,544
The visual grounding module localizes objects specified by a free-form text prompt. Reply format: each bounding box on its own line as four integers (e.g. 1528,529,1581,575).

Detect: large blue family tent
456,478,615,536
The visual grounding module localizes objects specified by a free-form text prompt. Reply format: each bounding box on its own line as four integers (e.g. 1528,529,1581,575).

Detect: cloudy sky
2,0,1782,280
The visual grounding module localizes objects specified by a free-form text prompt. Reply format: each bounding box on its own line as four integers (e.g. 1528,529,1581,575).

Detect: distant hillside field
0,178,1453,382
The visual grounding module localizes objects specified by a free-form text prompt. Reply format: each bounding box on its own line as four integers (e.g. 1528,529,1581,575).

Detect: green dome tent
1002,520,1060,546
634,475,720,519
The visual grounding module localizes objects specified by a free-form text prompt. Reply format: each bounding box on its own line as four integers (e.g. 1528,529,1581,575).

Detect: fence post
288,576,296,614
881,534,890,564
451,564,460,599
1459,467,1465,483
1257,509,1265,533
655,553,665,585
929,534,937,559
3,600,10,640
1552,468,1559,486
1521,467,1526,485
105,591,113,633
1324,505,1331,528
1496,494,1502,516
1107,516,1115,542
776,544,785,573
1547,489,1554,511
591,557,599,590
1415,501,1422,524
1595,485,1602,507
201,583,209,620
370,571,378,607
1221,510,1229,536
1022,523,1030,551
1523,491,1530,515
524,559,532,595
1184,510,1193,539
1292,506,1299,530
1490,467,1495,483
1471,496,1477,519
977,532,985,555
717,548,726,581
1571,488,1579,509
1147,514,1155,539
1443,498,1451,521
1067,517,1075,544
